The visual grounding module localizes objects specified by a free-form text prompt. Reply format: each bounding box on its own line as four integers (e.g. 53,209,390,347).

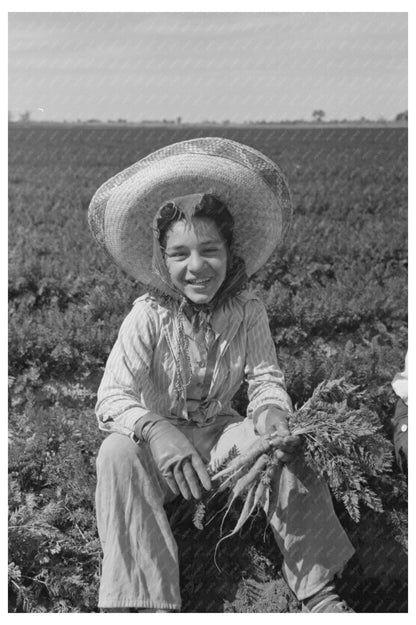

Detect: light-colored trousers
96,415,354,610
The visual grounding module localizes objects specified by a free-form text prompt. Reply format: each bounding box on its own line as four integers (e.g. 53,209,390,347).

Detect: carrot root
214,483,257,570
247,479,267,518
229,454,269,498
265,466,282,526
211,437,273,481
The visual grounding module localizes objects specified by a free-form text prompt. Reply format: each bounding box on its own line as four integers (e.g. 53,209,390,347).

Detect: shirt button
400,424,408,433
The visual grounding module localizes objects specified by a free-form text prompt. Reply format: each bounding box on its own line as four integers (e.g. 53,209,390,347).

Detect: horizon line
8,117,408,127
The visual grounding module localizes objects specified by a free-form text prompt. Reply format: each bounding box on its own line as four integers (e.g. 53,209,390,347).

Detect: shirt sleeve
244,298,293,420
95,300,159,437
392,352,408,406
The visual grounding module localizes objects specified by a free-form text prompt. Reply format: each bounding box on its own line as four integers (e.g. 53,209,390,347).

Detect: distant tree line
8,109,408,125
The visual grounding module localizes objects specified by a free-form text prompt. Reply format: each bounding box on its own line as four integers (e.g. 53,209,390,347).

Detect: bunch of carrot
207,432,288,554
194,378,393,562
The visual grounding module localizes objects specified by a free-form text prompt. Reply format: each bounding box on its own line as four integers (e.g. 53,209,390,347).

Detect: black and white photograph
8,7,408,614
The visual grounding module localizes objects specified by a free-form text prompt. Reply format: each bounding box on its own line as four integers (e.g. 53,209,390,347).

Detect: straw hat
88,137,292,287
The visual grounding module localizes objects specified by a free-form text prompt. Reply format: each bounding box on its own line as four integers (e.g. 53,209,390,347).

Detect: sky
8,11,408,123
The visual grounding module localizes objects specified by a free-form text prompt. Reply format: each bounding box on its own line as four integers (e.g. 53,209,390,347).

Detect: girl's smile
164,217,228,304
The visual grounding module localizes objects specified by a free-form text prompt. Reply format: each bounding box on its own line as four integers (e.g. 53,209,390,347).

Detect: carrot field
8,124,408,612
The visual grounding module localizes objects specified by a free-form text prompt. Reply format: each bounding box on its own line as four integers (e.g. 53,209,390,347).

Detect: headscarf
149,193,248,399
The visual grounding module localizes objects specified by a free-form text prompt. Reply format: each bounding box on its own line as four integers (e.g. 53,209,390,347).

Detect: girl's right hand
136,416,211,500
255,407,302,463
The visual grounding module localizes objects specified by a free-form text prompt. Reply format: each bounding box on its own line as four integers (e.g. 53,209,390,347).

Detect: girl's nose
188,251,205,272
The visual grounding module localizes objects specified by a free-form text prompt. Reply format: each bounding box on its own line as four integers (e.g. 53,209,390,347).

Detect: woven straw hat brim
88,137,292,285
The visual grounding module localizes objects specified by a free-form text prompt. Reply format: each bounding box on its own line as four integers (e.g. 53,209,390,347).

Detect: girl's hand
255,407,302,463
171,456,211,501
136,416,211,500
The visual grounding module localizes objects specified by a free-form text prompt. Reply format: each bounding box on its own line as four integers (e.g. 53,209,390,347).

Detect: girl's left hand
255,407,302,463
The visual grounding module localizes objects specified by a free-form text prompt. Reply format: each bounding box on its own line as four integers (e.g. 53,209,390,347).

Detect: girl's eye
167,252,187,260
166,246,223,260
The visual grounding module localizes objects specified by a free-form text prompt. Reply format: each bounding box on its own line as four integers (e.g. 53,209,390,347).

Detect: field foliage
8,125,407,612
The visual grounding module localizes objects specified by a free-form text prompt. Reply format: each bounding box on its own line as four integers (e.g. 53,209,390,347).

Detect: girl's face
164,217,228,304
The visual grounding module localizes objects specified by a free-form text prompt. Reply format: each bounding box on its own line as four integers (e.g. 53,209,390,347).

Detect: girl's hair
156,193,234,249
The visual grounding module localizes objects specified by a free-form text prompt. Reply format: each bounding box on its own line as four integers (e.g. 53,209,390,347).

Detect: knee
96,433,166,504
96,433,140,475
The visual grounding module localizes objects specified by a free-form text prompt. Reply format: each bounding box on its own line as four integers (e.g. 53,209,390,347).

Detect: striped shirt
95,290,293,437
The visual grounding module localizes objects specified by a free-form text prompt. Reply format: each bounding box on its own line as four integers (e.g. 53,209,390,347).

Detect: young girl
89,137,355,613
